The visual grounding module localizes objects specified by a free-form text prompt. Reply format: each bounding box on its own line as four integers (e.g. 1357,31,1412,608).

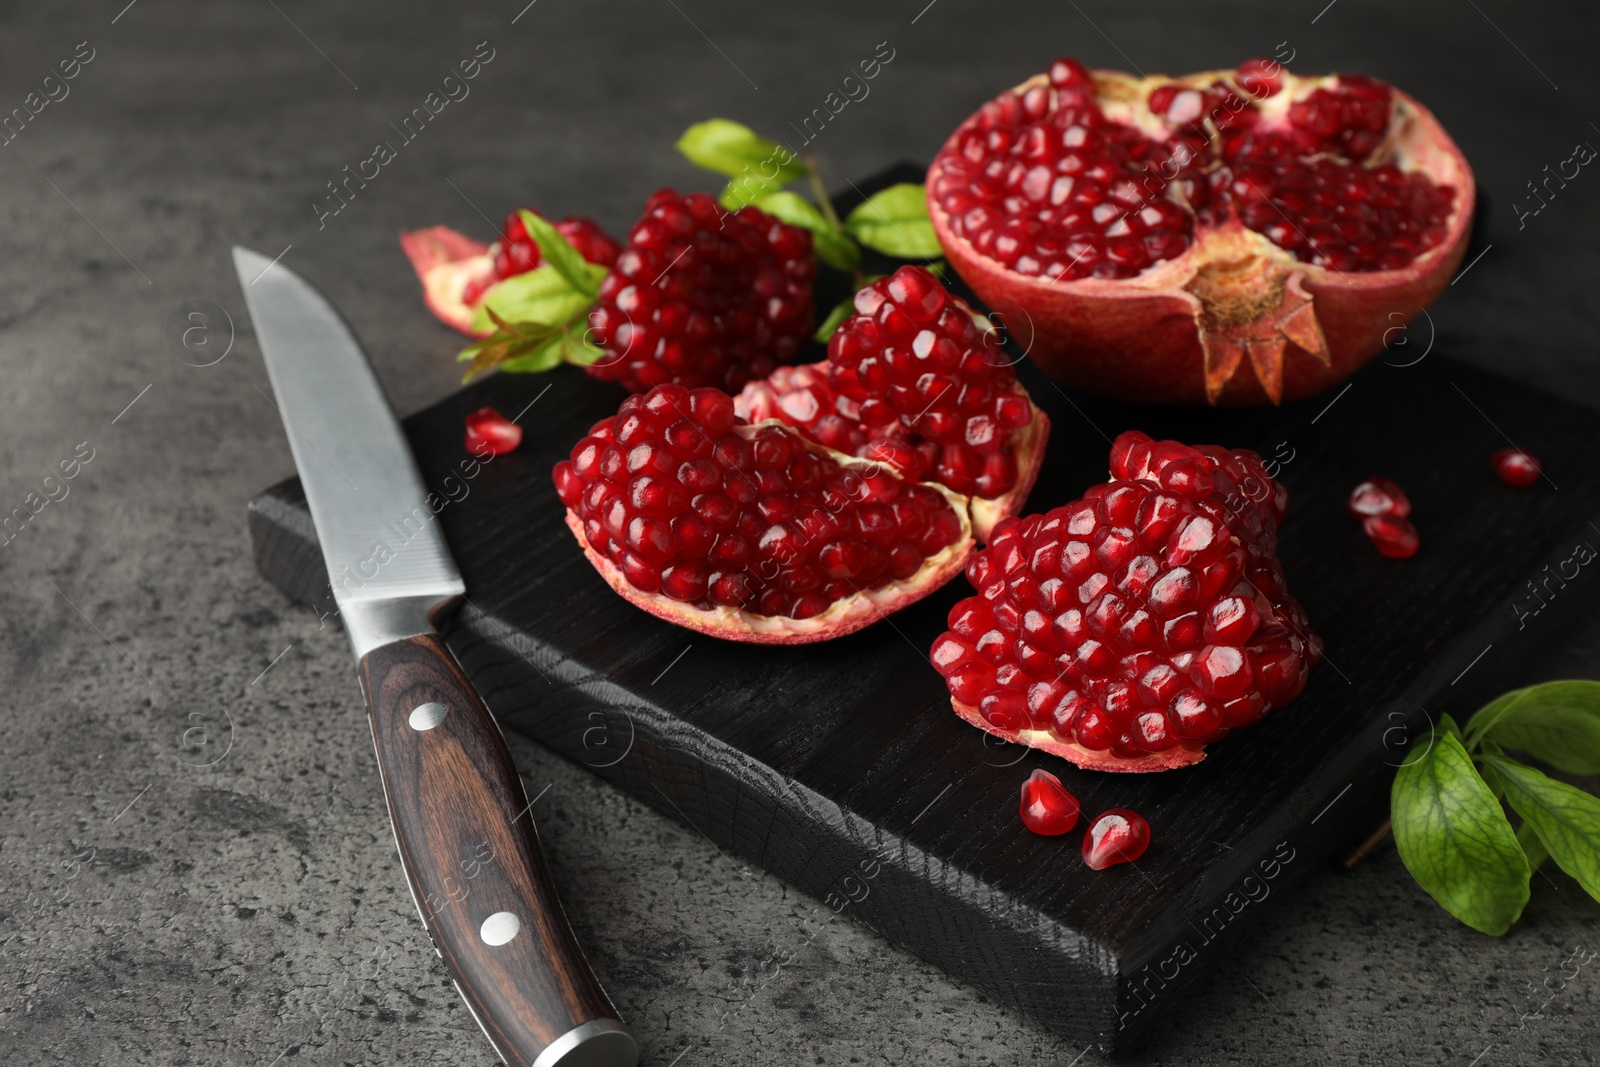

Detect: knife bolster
342,592,460,660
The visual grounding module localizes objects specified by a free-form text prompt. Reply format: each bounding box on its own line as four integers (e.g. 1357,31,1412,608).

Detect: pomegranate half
927,58,1475,406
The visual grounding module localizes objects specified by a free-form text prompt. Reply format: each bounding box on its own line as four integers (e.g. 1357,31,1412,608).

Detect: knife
233,247,637,1067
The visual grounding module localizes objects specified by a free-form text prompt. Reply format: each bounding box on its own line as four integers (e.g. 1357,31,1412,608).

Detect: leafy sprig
675,118,944,339
460,119,953,379
1391,680,1600,934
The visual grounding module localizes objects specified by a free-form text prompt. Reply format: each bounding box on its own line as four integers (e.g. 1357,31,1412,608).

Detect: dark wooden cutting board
246,169,1600,1051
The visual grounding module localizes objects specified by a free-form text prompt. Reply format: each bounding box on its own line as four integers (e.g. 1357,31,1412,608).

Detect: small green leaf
752,191,859,271
1391,729,1530,934
496,335,565,374
843,183,942,259
1484,753,1600,904
1469,680,1600,774
677,119,808,188
469,264,597,335
518,210,604,298
560,327,606,367
813,295,855,343
1516,819,1549,871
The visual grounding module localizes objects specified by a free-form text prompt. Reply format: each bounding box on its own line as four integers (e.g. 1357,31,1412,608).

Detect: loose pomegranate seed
931,432,1320,768
1019,768,1080,836
587,190,816,393
465,407,523,456
1347,477,1411,518
1491,448,1541,488
1362,513,1420,558
554,384,964,620
1082,809,1151,869
928,57,1455,279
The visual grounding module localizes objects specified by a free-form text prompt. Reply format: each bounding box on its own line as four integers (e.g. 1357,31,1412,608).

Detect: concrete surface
2,1,1598,1064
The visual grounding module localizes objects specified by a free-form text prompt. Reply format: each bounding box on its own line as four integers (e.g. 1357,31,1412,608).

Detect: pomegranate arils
932,431,1319,772
1082,809,1151,869
1019,768,1080,836
1347,477,1411,518
587,189,816,394
1491,448,1541,488
931,58,1455,281
735,267,1049,540
1363,514,1420,559
556,384,967,631
464,407,523,457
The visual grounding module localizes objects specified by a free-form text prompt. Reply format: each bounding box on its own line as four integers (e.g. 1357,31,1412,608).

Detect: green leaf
813,295,855,343
752,191,859,271
1391,729,1530,934
469,264,599,335
1516,819,1549,871
677,119,807,192
455,312,565,380
518,210,603,298
560,327,606,367
1469,681,1600,774
495,335,565,374
843,183,942,259
1484,753,1600,904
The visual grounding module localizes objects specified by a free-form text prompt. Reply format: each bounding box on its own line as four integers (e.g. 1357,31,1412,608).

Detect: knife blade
234,247,637,1067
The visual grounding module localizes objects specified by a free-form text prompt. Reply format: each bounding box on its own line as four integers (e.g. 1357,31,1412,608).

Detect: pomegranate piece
1491,448,1541,488
1347,477,1411,518
554,383,976,643
735,266,1051,541
1019,768,1080,836
464,406,524,457
490,210,621,284
1082,809,1151,870
1362,514,1420,559
400,226,496,337
930,430,1320,772
587,189,816,393
927,57,1476,405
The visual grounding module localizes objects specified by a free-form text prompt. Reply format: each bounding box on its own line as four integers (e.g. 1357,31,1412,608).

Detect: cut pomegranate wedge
736,266,1050,542
399,225,495,337
930,431,1321,772
928,57,1475,405
554,384,976,644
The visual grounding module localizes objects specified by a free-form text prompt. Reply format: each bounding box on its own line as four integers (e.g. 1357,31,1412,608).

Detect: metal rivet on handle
480,911,521,946
409,702,448,731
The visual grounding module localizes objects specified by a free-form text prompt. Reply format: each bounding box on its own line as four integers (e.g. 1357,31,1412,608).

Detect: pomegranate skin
928,69,1476,407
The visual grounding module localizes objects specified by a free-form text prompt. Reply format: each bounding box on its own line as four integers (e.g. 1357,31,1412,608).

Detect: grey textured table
3,1,1598,1064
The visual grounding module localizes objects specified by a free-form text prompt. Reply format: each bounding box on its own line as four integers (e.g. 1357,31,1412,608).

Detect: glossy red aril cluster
586,190,816,393
1348,477,1418,558
929,57,1456,280
1492,448,1541,488
1019,769,1080,836
734,267,1049,541
1082,809,1151,869
464,407,523,457
821,267,1033,496
931,431,1320,771
554,384,963,621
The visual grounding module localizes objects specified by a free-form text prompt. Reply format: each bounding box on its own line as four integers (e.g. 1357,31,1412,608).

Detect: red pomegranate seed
1347,477,1411,518
1018,769,1080,836
1082,808,1151,869
1234,57,1284,99
465,407,523,456
1362,513,1419,558
1491,448,1541,488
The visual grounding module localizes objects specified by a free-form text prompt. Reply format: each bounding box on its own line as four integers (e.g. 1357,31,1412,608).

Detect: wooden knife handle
360,632,637,1067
